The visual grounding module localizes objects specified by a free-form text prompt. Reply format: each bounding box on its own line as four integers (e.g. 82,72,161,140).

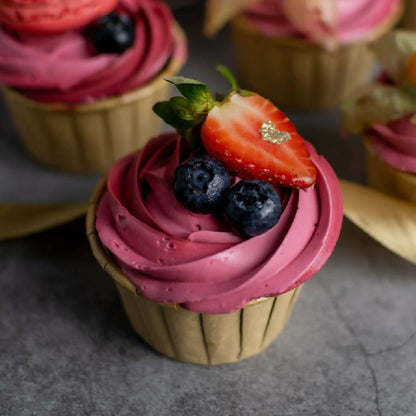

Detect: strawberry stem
216,65,239,90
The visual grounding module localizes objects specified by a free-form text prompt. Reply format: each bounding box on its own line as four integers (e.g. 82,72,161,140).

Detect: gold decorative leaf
0,203,88,241
340,179,416,265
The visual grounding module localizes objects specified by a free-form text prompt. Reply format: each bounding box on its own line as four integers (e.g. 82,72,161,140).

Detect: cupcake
343,30,416,203
205,0,403,110
0,0,187,173
87,69,343,364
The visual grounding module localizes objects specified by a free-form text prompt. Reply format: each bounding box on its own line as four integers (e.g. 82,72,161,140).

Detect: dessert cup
3,24,186,174
86,131,342,364
363,137,416,203
85,62,342,364
231,5,402,110
87,177,302,365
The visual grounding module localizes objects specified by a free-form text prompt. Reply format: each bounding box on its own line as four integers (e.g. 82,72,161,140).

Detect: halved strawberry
153,67,317,189
201,92,316,188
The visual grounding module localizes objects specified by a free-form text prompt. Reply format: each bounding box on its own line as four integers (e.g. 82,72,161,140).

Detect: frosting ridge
368,115,416,173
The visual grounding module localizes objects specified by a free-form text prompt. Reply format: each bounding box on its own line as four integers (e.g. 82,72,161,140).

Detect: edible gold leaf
260,121,292,144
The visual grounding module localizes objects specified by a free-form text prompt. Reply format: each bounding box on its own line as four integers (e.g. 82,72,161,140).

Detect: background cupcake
205,0,403,110
87,73,343,364
343,30,416,203
0,0,187,173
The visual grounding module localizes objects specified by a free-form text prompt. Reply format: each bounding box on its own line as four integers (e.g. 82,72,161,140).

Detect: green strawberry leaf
169,96,195,120
153,101,201,130
165,76,202,85
165,76,212,103
217,65,239,90
169,96,209,121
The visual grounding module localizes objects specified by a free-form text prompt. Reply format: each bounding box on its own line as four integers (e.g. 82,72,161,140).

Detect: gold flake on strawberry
155,66,317,189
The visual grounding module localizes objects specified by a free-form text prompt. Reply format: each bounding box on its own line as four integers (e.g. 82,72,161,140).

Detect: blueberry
225,180,282,237
174,156,231,214
90,12,135,54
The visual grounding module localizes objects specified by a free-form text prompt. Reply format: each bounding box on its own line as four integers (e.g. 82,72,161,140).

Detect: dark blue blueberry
90,12,135,54
225,180,282,237
174,156,231,214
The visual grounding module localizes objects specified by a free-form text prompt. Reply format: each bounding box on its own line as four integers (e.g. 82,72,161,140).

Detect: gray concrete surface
1,3,416,415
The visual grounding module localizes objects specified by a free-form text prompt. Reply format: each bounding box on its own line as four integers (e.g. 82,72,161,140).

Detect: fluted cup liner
3,24,186,174
364,137,416,204
87,177,302,365
231,10,401,110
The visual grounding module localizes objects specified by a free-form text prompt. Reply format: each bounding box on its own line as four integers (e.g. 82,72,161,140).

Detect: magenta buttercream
95,133,343,314
0,0,185,103
244,0,401,44
368,115,416,174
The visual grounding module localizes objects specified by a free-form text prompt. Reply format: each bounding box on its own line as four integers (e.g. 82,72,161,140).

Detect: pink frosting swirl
368,115,416,173
96,133,343,314
0,0,186,103
244,0,401,44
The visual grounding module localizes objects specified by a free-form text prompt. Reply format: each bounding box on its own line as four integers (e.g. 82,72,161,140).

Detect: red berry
201,92,317,188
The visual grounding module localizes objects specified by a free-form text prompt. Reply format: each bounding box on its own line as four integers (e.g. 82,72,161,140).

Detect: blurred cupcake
205,0,403,110
0,0,187,173
401,0,416,30
87,71,343,364
343,30,416,203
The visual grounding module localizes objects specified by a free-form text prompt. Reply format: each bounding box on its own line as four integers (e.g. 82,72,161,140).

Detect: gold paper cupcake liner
86,177,302,365
3,24,186,174
231,9,401,110
363,137,416,204
0,202,87,241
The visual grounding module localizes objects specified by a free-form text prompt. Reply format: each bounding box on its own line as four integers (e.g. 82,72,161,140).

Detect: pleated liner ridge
2,24,186,174
87,178,303,365
116,283,301,365
363,137,416,204
231,17,374,110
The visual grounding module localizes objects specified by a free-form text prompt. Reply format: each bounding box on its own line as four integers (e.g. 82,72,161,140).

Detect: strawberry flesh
201,92,317,188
